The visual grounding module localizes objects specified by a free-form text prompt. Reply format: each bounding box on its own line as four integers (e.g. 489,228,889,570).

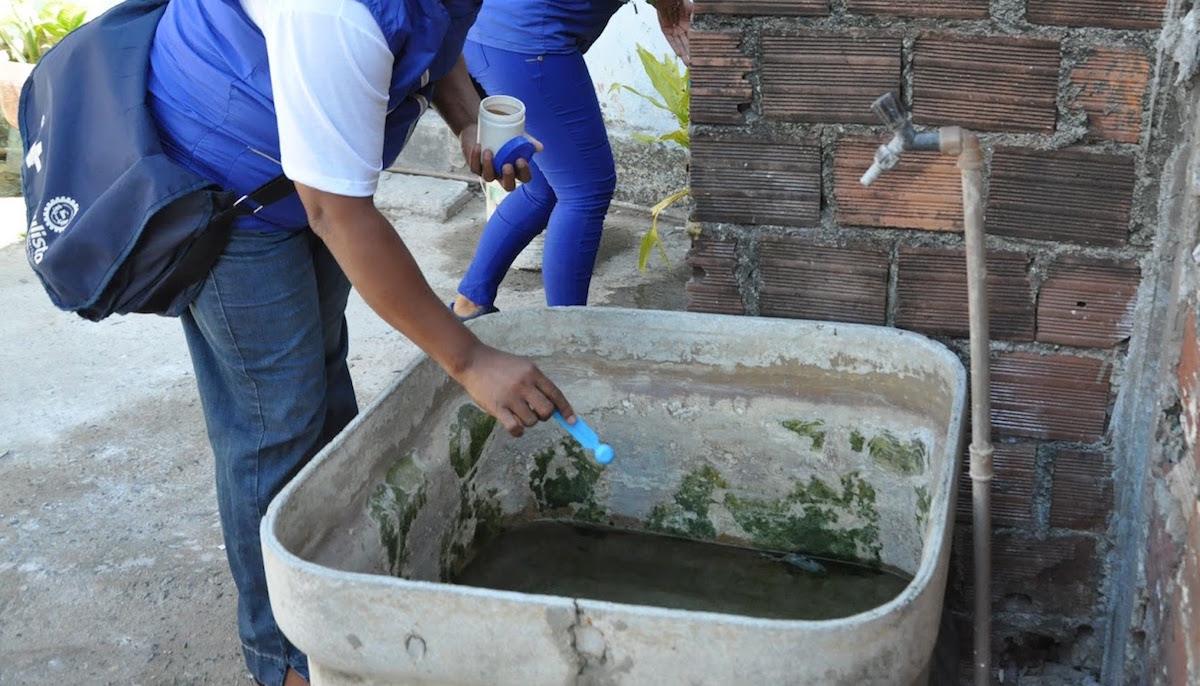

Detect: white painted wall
584,2,683,141
81,0,119,18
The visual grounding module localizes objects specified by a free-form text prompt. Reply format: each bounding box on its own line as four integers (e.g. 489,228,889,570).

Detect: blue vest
147,0,479,231
468,0,624,55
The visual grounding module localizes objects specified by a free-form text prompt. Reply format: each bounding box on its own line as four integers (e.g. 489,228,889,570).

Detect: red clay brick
1147,509,1185,601
956,531,1101,616
1037,256,1141,348
686,237,743,315
1048,449,1114,532
913,36,1060,133
691,134,822,227
760,33,900,124
1183,516,1200,669
845,0,988,19
957,442,1037,529
988,148,1136,247
1027,0,1168,30
690,32,754,125
833,138,963,230
695,0,829,16
1069,47,1152,144
991,352,1112,442
1154,508,1200,678
1158,588,1190,683
1179,310,1200,459
896,247,1035,342
757,238,889,324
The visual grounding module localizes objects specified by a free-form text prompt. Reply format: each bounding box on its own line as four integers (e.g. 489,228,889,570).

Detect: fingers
524,385,556,422
498,371,570,437
525,133,545,153
535,374,574,422
480,148,497,183
496,408,525,438
515,158,533,184
499,163,518,192
465,141,484,177
510,397,540,429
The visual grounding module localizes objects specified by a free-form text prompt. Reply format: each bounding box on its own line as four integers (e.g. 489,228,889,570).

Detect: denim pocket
464,40,491,79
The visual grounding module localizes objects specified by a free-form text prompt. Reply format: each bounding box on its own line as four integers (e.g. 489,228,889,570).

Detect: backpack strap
229,173,296,216
142,174,295,313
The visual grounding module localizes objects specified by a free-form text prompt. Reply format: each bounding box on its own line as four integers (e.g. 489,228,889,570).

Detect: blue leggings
457,40,617,307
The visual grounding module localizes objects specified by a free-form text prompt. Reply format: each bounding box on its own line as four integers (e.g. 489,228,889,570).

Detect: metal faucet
860,92,942,186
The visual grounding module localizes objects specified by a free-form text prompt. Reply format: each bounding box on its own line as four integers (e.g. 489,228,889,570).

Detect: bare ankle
453,295,482,316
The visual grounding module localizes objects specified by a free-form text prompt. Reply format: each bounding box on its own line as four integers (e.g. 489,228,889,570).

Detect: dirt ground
0,183,692,685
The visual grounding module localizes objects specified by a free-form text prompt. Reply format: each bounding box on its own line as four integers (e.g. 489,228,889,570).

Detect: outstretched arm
296,187,574,436
651,0,693,65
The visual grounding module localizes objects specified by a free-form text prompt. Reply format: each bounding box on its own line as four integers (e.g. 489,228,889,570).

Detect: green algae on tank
725,471,882,563
648,465,727,539
868,430,926,476
453,520,911,621
439,481,506,579
849,429,866,452
529,439,605,522
449,404,497,478
915,485,932,534
367,452,428,575
782,419,826,450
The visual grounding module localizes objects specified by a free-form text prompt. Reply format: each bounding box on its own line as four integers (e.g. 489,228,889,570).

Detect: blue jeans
457,40,617,307
181,227,358,686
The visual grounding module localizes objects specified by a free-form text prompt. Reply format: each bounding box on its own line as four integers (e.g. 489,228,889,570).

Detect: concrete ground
0,175,692,685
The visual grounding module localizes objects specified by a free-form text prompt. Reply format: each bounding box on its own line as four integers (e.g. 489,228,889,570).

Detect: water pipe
860,92,995,686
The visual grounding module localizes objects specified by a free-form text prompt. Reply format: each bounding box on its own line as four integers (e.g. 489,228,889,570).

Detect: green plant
0,1,86,64
610,44,690,271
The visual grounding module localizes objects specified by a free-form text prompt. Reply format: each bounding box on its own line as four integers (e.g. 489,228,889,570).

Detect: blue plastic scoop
553,411,613,465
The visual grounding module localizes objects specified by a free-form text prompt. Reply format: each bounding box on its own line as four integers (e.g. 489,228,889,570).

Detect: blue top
467,0,626,55
146,0,479,230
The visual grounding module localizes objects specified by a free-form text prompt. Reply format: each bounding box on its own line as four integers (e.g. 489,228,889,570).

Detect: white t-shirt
240,0,395,197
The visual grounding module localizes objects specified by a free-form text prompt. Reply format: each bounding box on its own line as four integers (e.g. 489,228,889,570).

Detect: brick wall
1140,66,1200,683
685,0,1178,681
1144,303,1200,682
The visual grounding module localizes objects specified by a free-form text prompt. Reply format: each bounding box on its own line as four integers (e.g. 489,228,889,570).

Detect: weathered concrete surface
0,189,691,685
374,173,474,222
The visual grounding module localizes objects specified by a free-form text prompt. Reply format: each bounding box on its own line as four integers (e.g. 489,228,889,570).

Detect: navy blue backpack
18,0,293,321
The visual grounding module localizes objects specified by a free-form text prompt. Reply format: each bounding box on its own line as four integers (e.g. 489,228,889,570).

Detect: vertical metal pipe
945,127,995,686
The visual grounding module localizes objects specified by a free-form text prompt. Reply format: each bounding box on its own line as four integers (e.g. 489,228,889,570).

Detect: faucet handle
871,92,909,132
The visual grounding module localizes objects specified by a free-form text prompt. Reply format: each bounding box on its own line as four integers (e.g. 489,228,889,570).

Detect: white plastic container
477,95,526,159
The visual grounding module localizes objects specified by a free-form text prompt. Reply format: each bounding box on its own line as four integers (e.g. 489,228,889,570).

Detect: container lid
492,136,537,176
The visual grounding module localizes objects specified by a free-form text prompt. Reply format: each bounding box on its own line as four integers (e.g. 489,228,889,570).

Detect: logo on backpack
25,139,43,173
27,218,48,265
43,196,79,234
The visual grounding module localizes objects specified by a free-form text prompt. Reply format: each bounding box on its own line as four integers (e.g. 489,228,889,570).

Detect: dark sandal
449,300,499,322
